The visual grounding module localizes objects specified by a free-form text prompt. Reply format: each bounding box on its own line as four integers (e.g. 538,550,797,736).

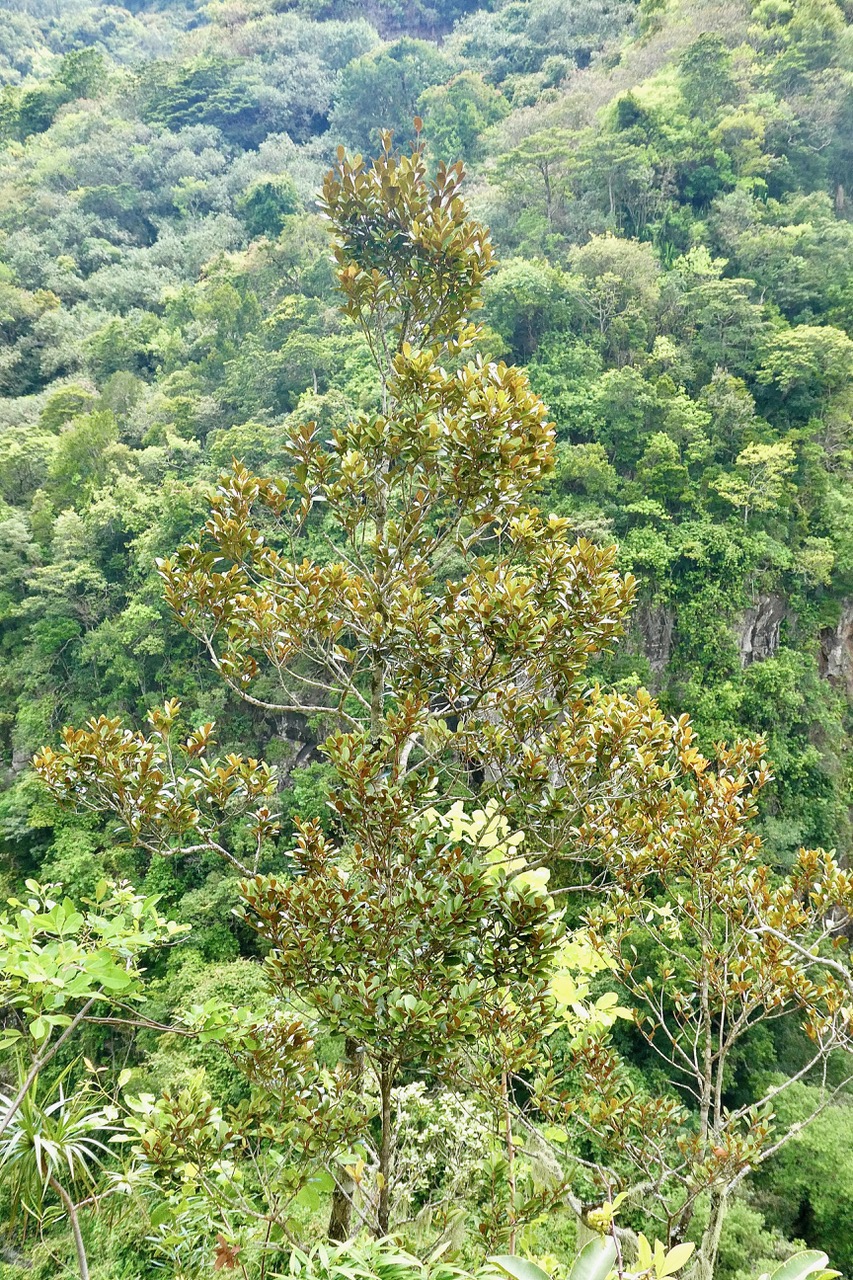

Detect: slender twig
0,997,97,1141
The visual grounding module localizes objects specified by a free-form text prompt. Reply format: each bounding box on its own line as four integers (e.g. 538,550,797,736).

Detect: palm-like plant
0,1068,113,1279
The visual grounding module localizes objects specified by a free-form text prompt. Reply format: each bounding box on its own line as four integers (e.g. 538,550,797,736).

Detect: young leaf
659,1242,695,1277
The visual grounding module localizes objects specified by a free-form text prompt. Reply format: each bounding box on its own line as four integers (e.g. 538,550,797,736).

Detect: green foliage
0,49,107,145
2,0,853,1275
418,72,508,163
679,36,737,119
0,877,184,1061
330,38,450,152
138,55,283,148
237,174,300,240
753,1084,853,1272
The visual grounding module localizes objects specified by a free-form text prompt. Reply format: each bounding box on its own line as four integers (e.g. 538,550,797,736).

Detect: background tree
713,442,796,527
679,36,738,121
418,71,508,163
329,39,450,152
564,737,853,1280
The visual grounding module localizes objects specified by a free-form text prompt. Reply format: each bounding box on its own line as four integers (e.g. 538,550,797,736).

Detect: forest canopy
2,2,853,1279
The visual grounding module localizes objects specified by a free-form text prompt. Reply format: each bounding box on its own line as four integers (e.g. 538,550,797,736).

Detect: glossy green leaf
489,1257,552,1280
770,1254,839,1280
567,1237,617,1280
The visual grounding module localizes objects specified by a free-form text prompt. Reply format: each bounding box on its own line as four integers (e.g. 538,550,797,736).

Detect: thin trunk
698,905,714,1148
49,1177,89,1280
698,966,713,1145
502,1070,517,1253
542,164,553,228
370,655,384,741
695,1191,727,1280
368,445,387,744
328,1036,363,1241
377,1060,393,1237
713,1041,727,1136
333,427,387,1239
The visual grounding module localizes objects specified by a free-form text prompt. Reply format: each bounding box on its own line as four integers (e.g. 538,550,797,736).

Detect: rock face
820,600,853,700
631,595,853,700
634,603,675,686
272,711,324,790
735,594,787,667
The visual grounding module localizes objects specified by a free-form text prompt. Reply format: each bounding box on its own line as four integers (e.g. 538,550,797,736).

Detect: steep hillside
2,1,853,1274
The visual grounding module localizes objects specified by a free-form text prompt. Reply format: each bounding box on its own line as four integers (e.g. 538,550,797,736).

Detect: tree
38,385,99,433
571,132,664,239
523,0,636,69
0,49,107,145
757,1084,853,1270
668,276,769,383
329,39,450,153
47,410,122,508
56,49,108,101
484,257,570,358
679,36,737,120
30,132,853,1276
35,138,667,1254
757,324,853,418
418,71,508,163
139,57,262,143
493,129,578,237
0,426,58,504
237,174,300,240
713,440,796,525
635,432,692,508
444,0,635,81
84,315,161,383
568,234,662,364
561,737,853,1280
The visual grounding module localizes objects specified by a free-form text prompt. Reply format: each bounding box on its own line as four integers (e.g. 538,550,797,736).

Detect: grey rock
735,594,787,667
820,600,853,700
635,602,675,675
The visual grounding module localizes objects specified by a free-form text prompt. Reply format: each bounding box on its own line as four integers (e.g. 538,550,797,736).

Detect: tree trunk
328,1172,355,1242
502,1070,517,1253
328,1037,363,1242
377,1059,394,1237
49,1177,89,1280
694,1191,727,1280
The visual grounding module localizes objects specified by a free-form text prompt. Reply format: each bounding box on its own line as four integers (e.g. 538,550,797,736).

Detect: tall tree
36,136,668,1245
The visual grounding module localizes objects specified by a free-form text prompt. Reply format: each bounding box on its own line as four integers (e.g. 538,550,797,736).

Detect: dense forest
3,0,853,1277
